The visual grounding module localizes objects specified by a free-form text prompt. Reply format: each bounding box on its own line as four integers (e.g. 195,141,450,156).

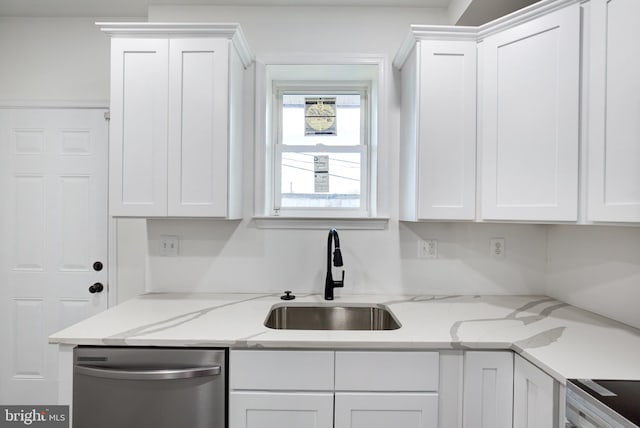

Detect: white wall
139,5,548,297
0,17,110,105
2,9,638,330
147,220,547,295
546,225,640,329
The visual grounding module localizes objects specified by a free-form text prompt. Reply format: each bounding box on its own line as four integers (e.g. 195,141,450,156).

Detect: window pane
281,94,361,146
281,152,361,208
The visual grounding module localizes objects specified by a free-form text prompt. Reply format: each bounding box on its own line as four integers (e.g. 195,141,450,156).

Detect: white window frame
254,56,387,228
272,82,371,217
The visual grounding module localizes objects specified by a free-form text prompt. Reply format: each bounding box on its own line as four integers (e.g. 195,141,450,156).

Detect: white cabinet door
335,393,438,428
167,38,230,217
400,37,477,221
586,0,640,222
230,391,333,428
463,351,513,428
109,38,169,217
479,4,580,222
513,355,557,428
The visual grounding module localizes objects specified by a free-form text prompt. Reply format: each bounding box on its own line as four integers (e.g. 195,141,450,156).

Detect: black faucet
324,228,345,300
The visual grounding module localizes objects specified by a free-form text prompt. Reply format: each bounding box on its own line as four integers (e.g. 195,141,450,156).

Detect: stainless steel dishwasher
73,347,226,428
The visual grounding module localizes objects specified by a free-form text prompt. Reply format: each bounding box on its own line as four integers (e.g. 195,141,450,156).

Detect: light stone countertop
49,293,640,384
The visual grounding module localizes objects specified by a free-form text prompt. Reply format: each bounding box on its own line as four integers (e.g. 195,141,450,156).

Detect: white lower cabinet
230,391,333,428
230,350,439,428
462,351,514,428
230,349,561,428
513,354,558,428
335,392,438,428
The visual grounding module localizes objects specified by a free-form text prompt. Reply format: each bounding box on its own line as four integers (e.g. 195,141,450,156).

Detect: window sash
271,82,371,217
273,145,369,215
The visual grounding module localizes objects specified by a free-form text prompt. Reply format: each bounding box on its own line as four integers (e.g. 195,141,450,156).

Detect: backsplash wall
546,225,640,329
145,220,548,295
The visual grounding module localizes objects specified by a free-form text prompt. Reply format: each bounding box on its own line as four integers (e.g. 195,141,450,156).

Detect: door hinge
104,111,111,121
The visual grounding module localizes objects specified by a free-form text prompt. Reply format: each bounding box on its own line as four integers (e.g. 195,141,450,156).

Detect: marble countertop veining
49,293,640,384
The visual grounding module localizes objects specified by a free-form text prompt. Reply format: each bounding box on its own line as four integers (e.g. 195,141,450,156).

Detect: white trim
0,100,109,109
476,0,582,40
253,216,389,230
108,217,117,308
96,22,254,68
393,0,583,68
255,55,386,221
393,26,477,69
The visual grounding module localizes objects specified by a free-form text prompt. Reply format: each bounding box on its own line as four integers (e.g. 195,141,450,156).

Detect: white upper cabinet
102,24,252,218
109,38,169,217
478,4,581,222
585,0,640,223
395,28,477,221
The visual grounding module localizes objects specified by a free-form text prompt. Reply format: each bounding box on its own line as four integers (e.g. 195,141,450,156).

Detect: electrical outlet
419,239,438,259
490,238,505,259
160,235,179,257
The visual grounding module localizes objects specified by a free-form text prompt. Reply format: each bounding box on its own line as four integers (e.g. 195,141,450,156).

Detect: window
259,62,380,220
275,85,369,215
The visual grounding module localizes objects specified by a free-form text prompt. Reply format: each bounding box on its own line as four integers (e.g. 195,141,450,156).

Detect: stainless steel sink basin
264,304,401,330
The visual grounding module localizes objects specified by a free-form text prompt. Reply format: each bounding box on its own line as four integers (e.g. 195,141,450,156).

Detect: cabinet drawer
335,351,439,391
230,350,334,391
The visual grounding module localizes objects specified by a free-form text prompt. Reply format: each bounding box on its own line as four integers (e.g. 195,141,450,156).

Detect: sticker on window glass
305,97,337,136
314,155,329,192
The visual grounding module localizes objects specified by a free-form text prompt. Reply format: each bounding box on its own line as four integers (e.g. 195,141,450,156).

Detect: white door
586,0,640,222
335,392,438,428
513,355,556,428
0,108,109,404
462,351,514,428
230,391,334,428
479,4,580,222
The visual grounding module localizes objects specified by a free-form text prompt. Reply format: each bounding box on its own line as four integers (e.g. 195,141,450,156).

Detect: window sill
252,216,389,230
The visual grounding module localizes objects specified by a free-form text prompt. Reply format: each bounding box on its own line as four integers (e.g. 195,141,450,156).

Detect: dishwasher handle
75,364,221,381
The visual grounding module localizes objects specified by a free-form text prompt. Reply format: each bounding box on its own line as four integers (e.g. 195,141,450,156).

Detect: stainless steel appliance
567,379,640,428
73,347,226,428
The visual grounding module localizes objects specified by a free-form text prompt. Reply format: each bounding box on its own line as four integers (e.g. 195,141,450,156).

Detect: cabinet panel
417,41,477,220
335,392,438,428
168,38,230,217
513,355,556,428
399,36,477,221
463,351,513,428
230,350,334,391
586,0,640,222
479,5,580,221
230,391,333,428
335,351,439,392
109,38,168,217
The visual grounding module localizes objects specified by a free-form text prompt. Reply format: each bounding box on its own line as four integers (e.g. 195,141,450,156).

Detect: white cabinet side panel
399,46,419,221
